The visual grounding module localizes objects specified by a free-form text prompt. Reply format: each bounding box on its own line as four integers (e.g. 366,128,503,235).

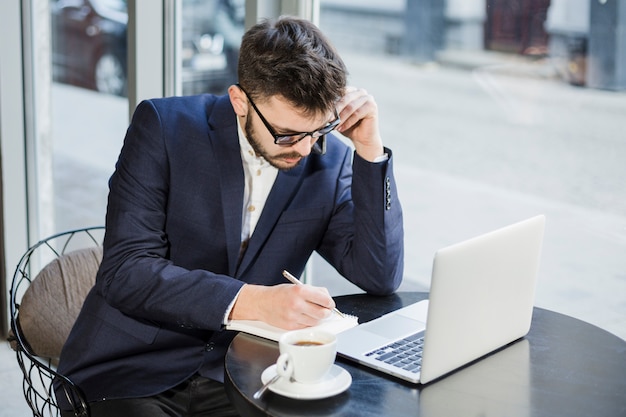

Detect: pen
282,270,346,318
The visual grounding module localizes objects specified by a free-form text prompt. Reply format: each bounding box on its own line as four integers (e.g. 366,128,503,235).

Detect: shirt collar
237,116,273,170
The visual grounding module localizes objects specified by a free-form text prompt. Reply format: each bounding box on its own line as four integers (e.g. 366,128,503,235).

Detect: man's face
243,95,336,171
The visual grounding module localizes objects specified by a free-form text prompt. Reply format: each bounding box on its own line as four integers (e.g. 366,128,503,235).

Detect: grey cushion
16,246,102,358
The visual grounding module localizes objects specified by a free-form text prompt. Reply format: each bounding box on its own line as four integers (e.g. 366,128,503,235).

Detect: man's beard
244,115,303,171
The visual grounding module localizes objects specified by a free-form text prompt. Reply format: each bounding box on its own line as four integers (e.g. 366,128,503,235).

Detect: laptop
337,215,546,384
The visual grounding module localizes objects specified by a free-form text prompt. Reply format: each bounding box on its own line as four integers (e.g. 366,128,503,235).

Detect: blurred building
320,0,625,91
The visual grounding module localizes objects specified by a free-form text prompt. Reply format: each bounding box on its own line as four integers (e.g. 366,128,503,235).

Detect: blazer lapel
236,162,305,277
207,97,244,276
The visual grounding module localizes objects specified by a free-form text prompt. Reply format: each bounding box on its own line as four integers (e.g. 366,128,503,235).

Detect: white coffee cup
276,329,337,384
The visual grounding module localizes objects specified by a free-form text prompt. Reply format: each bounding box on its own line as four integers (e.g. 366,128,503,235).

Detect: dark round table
224,292,626,417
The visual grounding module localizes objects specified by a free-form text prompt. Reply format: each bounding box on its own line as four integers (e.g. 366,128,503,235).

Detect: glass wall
50,0,244,233
50,0,130,231
180,0,243,95
0,0,246,392
4,0,623,341
316,0,626,339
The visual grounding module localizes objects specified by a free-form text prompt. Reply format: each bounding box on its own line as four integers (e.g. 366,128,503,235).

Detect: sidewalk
0,342,30,416
436,48,559,80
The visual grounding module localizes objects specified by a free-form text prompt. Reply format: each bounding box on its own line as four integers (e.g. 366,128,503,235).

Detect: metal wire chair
8,226,105,417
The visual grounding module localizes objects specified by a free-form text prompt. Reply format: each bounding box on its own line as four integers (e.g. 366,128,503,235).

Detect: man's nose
292,135,314,156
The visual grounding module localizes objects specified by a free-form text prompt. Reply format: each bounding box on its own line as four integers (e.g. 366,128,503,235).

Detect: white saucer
260,364,352,400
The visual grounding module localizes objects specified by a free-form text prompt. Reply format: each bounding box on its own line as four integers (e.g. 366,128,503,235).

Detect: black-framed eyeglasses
237,84,340,149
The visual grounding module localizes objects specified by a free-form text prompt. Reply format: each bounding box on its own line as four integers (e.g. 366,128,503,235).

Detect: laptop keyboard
365,332,424,374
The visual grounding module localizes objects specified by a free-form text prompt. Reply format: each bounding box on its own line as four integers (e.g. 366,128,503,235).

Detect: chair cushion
17,246,102,359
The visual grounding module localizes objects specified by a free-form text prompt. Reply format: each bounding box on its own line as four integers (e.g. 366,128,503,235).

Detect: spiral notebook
226,310,359,342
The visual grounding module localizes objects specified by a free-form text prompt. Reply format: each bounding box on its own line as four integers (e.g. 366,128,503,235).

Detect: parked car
51,0,128,96
50,0,240,97
180,0,243,95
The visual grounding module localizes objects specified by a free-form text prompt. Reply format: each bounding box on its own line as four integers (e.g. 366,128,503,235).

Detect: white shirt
237,117,279,252
223,117,278,324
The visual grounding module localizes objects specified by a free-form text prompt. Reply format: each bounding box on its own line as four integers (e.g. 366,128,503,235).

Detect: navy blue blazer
55,94,404,407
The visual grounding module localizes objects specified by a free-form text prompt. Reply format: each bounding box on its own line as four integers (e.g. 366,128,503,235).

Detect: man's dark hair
238,16,347,116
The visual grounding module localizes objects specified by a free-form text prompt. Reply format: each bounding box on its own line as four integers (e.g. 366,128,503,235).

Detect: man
56,16,404,416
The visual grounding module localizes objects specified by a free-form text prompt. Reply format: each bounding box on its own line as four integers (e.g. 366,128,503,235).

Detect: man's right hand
230,283,337,330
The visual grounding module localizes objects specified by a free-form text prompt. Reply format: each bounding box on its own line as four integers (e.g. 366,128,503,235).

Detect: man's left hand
336,86,385,162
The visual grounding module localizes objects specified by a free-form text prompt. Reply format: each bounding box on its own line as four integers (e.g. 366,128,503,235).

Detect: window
49,0,244,232
316,0,626,339
50,0,130,231
180,0,243,96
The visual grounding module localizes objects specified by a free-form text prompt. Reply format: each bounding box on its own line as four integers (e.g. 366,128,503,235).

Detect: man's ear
228,85,248,117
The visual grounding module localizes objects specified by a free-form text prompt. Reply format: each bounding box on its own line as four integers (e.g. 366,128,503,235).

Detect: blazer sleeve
96,99,244,331
317,148,404,295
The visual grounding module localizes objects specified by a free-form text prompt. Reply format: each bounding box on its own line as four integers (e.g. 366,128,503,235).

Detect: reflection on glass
50,0,129,232
180,0,244,95
51,0,128,97
50,0,245,97
316,1,626,340
48,0,246,234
